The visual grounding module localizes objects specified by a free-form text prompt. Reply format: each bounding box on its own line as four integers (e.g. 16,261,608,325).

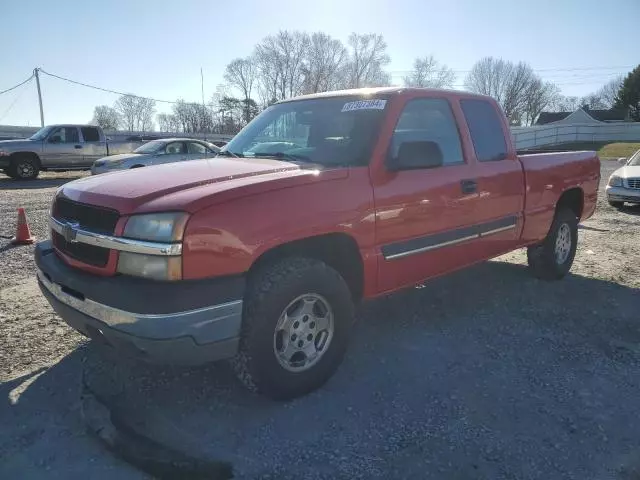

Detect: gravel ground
1,162,640,479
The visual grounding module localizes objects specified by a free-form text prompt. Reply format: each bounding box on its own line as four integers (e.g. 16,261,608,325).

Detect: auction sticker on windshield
341,99,387,112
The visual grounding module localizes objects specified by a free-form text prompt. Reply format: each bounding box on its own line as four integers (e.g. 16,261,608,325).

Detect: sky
1,0,638,127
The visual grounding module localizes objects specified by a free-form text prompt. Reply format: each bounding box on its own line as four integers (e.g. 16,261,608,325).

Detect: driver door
43,126,82,168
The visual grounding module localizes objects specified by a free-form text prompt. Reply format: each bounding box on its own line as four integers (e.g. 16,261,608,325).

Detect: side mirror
49,136,61,144
388,141,443,171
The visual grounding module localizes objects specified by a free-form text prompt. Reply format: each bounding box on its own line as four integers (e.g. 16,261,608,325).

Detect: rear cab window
460,99,508,161
81,127,100,142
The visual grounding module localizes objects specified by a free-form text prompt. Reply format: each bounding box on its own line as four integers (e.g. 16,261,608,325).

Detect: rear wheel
2,167,17,179
527,207,578,280
11,155,40,180
232,257,354,400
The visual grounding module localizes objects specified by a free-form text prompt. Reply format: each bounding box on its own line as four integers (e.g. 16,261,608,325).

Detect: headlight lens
123,212,188,242
608,175,623,187
117,252,182,280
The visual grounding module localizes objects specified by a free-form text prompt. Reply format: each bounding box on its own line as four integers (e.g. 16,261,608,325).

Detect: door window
460,99,508,162
165,142,186,154
49,127,80,144
81,127,100,142
390,98,464,167
187,142,207,154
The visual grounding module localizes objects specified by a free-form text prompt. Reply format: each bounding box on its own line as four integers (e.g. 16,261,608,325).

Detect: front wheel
608,200,624,209
11,156,40,180
232,257,354,400
527,208,578,280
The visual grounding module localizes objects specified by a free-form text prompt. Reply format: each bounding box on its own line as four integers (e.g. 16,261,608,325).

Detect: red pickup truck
36,87,600,399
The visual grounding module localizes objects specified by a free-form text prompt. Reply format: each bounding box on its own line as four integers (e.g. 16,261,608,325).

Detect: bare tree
114,95,156,132
157,113,181,132
522,80,560,125
301,33,348,94
255,31,310,102
114,95,139,131
594,76,624,109
91,105,121,131
344,33,391,88
403,56,455,88
137,97,156,131
465,57,537,122
224,58,257,101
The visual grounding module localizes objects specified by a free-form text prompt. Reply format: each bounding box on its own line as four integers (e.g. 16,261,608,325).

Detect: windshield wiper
217,150,243,158
250,152,312,163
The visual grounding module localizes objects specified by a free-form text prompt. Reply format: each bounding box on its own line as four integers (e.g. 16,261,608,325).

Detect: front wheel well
249,233,364,301
10,152,41,166
557,187,584,219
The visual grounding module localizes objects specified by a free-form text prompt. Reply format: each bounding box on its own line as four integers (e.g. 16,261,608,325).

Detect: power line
388,65,634,75
0,73,34,96
0,76,33,122
38,68,191,104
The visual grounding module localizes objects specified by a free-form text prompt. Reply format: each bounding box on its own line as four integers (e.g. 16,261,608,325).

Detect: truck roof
277,87,493,104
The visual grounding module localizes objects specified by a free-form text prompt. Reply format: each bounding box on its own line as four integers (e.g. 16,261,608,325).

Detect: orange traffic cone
11,208,36,245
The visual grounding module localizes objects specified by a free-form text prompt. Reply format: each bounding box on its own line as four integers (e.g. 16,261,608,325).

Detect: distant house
536,107,631,126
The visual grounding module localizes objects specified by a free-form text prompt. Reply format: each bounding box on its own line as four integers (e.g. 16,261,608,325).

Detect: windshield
29,126,55,141
628,149,640,166
221,97,387,166
133,140,166,154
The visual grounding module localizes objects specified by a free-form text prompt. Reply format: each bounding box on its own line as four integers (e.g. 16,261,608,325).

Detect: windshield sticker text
341,99,387,112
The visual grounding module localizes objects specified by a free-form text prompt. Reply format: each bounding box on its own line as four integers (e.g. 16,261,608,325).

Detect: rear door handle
74,145,83,149
460,179,477,194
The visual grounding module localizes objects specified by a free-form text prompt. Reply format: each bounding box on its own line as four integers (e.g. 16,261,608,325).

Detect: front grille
54,197,119,234
627,178,640,190
52,231,110,267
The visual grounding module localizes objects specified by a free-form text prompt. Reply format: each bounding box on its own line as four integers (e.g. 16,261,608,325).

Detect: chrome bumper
606,186,640,203
37,268,243,342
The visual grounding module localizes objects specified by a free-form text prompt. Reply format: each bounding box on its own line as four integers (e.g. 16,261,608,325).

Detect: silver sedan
91,138,220,175
606,148,640,207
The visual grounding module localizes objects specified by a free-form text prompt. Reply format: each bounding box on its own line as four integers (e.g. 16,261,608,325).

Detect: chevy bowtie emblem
62,221,79,243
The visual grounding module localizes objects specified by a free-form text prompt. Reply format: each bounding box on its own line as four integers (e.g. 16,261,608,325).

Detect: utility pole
34,68,44,127
200,67,206,140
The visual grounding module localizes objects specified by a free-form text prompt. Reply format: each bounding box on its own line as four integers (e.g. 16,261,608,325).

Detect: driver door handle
460,179,477,194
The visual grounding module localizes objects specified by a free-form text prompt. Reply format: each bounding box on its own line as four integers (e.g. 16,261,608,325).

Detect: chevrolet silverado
35,87,600,399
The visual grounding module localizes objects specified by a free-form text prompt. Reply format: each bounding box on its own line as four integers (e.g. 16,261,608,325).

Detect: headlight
117,252,182,281
123,212,188,242
117,212,189,280
608,175,623,187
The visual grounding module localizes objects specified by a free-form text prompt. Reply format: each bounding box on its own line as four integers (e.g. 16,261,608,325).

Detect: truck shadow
3,260,640,479
0,176,85,190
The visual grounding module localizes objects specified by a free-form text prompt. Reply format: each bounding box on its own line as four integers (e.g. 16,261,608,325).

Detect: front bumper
35,241,245,365
0,156,10,169
606,186,640,204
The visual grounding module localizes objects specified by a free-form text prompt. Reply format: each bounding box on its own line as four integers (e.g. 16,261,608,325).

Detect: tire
11,155,40,180
130,165,144,169
232,257,354,400
527,207,578,280
2,167,17,179
608,200,624,209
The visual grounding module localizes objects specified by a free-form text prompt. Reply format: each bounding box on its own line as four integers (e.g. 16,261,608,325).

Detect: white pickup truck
0,124,136,180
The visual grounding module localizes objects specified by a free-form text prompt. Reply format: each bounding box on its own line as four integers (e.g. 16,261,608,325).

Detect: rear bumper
0,156,10,169
606,186,640,203
35,240,245,365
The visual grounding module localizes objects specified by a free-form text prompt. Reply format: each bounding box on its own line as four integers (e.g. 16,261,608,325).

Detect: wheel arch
249,232,365,301
556,187,584,219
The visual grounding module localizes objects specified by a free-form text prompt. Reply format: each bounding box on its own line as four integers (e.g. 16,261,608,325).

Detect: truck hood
59,157,343,215
0,139,35,151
